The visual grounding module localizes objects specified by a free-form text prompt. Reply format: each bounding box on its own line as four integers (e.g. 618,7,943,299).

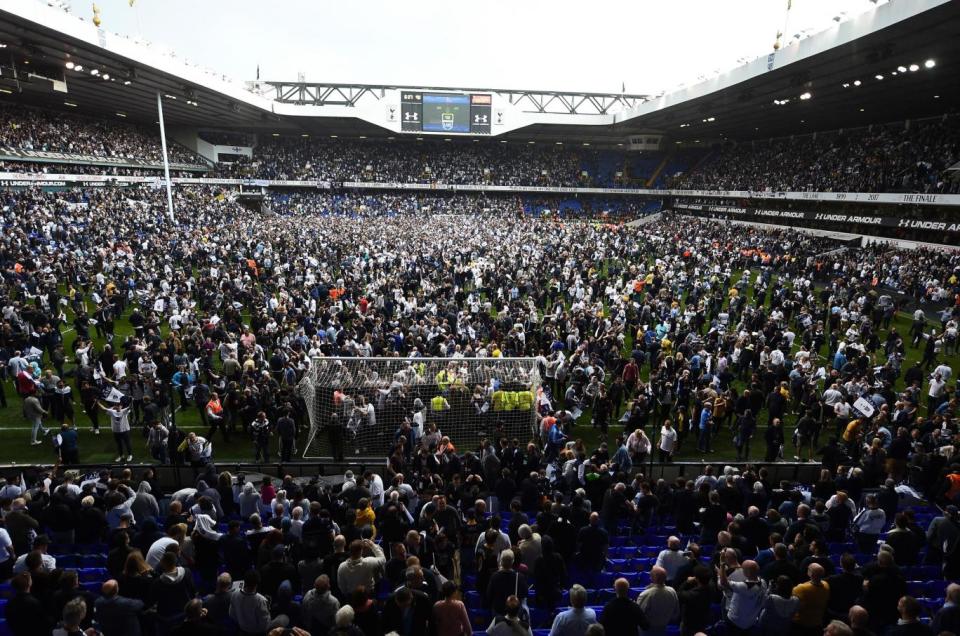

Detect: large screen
422,93,470,133
401,92,491,135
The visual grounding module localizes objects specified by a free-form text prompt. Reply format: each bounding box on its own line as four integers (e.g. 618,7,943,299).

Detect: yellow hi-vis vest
431,395,447,411
516,390,534,410
492,390,506,411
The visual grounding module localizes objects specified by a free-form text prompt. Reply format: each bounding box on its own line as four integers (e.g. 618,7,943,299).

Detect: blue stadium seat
79,568,108,583
81,582,101,595
529,607,552,628
465,590,481,609
469,608,491,629
593,589,616,604
926,580,948,598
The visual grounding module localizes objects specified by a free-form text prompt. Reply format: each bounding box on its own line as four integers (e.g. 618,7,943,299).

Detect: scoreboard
401,92,491,135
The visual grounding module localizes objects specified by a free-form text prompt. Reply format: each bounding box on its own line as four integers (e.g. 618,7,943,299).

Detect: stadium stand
0,0,958,634
671,116,960,194
0,103,206,168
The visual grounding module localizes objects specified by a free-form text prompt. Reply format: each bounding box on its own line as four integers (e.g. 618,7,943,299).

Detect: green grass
0,264,956,466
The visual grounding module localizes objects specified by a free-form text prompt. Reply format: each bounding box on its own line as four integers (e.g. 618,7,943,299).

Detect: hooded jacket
131,481,160,524
150,565,196,618
229,584,271,633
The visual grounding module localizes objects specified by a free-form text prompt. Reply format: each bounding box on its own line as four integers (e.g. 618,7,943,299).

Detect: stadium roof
0,0,957,144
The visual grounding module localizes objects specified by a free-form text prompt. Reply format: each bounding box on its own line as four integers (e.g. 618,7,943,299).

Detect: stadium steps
646,151,675,187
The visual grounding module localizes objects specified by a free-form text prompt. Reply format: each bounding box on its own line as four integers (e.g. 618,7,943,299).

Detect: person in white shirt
853,494,886,553
147,527,184,568
654,536,689,583
364,471,385,508
336,539,385,597
112,358,128,380
719,560,766,631
12,535,57,573
659,420,677,462
99,401,133,462
0,526,15,579
928,374,947,414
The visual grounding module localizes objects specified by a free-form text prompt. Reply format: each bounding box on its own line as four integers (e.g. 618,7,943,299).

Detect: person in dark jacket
601,577,650,636
259,545,299,600
485,550,529,614
931,583,960,636
532,535,566,608
887,596,933,636
5,572,54,636
150,552,197,628
95,579,145,636
862,551,907,632
381,586,432,636
826,554,863,620
765,418,784,462
676,566,713,636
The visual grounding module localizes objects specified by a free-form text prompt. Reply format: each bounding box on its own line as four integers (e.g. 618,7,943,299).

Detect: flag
621,81,626,94
256,65,260,80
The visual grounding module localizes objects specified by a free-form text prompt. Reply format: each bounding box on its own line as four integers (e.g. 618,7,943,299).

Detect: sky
79,0,884,95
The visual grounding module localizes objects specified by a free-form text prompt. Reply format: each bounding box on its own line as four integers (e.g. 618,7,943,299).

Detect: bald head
667,536,681,550
741,560,759,579
848,606,869,628
101,580,118,598
650,566,667,585
807,563,825,583
614,578,630,597
947,583,960,604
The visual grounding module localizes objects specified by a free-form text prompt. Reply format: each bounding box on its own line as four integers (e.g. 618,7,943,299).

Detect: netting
298,357,542,459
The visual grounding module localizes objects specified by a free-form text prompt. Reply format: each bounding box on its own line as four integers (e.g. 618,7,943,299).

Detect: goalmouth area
298,357,542,460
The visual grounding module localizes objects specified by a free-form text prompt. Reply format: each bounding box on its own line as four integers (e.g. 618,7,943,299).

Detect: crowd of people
0,184,956,462
672,116,960,194
237,138,603,187
0,103,205,166
0,441,958,636
265,191,656,220
0,97,955,635
3,103,960,199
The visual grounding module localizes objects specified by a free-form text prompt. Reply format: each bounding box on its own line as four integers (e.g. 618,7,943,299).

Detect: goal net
298,357,542,459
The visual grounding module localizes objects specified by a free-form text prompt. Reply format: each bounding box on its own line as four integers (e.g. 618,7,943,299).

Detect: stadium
0,0,958,634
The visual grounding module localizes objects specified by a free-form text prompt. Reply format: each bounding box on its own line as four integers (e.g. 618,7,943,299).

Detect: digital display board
423,93,470,133
400,92,491,135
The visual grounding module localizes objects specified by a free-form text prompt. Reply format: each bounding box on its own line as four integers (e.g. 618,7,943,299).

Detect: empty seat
465,590,481,609
529,607,552,628
79,568,108,583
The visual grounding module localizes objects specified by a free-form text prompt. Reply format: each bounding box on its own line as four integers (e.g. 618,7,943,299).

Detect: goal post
298,357,542,459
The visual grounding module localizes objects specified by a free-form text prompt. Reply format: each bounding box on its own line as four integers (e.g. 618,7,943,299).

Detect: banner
0,147,208,172
673,203,960,234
